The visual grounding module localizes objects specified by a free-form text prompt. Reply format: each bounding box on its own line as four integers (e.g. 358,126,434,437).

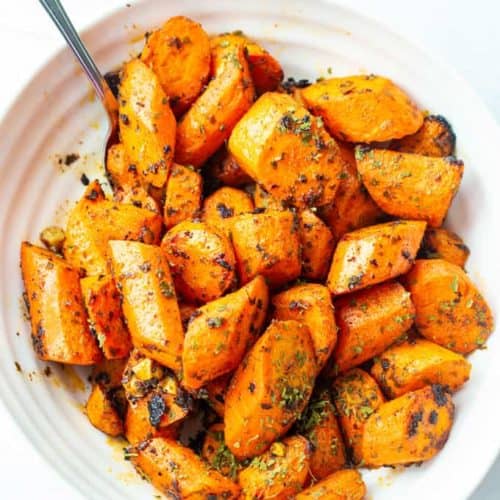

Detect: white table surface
0,0,498,498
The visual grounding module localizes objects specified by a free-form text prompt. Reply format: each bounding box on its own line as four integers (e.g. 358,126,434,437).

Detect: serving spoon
39,0,118,158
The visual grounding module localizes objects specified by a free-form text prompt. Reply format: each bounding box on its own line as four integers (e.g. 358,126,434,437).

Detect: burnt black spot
214,254,233,271
104,69,121,98
431,384,448,407
80,173,90,186
428,410,438,425
64,153,80,166
381,358,390,371
148,394,166,427
216,203,234,218
408,410,423,437
261,403,272,410
86,189,99,201
401,249,411,260
163,144,171,155
249,382,256,393
281,77,311,93
119,113,130,126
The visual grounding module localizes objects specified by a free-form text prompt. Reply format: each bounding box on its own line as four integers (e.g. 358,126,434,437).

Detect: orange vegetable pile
20,15,493,499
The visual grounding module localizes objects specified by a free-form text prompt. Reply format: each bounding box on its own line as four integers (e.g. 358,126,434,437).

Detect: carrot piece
225,320,316,459
81,275,132,360
332,282,415,374
228,92,343,209
272,284,337,372
404,259,493,353
119,59,176,188
202,423,242,479
360,385,454,467
252,184,284,211
327,220,426,295
106,143,159,213
108,241,184,372
86,383,123,437
392,115,456,157
419,227,470,268
164,163,203,229
301,75,423,142
212,33,283,94
206,149,253,187
371,338,471,398
20,242,101,364
296,390,347,480
131,437,241,498
331,368,385,463
182,276,269,390
202,186,254,236
298,209,335,280
230,210,301,287
63,181,163,276
296,469,366,500
319,143,385,240
202,373,231,417
121,350,192,443
175,35,255,167
355,147,464,227
238,436,311,499
161,221,236,303
141,16,211,116
124,404,179,445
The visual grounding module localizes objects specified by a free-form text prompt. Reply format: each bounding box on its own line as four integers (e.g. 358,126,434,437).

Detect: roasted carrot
131,437,241,498
80,275,132,360
331,368,385,463
212,33,283,94
419,227,470,268
202,186,254,236
355,147,464,227
108,241,184,372
202,423,242,479
298,209,335,280
164,163,203,229
106,143,159,213
63,181,163,276
175,34,255,167
332,281,415,374
230,210,301,287
404,259,493,353
229,92,343,209
238,436,311,499
272,284,337,372
161,220,237,303
20,242,102,364
225,320,316,459
371,338,471,398
392,115,456,157
327,220,426,295
361,385,454,467
141,16,211,116
252,184,284,211
301,75,423,142
86,383,123,437
119,59,176,188
296,469,366,500
295,390,347,480
182,276,269,390
319,143,385,240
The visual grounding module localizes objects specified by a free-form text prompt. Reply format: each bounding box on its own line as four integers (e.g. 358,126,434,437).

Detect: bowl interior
0,0,499,498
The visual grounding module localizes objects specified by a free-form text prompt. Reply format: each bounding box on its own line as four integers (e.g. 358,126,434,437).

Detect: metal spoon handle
38,0,106,101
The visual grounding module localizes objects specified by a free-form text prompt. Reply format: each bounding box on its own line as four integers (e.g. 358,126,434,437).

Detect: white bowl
0,0,499,498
